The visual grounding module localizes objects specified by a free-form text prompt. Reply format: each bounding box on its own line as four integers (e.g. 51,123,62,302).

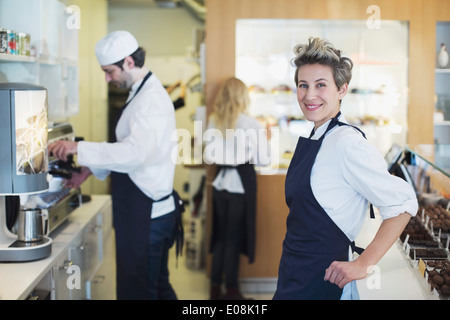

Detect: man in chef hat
49,30,183,300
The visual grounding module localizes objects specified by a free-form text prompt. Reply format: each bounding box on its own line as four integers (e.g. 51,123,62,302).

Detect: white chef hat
95,30,139,66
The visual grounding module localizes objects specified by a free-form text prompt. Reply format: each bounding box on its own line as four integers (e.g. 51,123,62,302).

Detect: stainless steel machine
23,123,82,233
0,83,81,262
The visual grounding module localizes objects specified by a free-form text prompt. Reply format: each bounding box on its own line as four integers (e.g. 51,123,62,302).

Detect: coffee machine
25,122,82,233
0,83,52,262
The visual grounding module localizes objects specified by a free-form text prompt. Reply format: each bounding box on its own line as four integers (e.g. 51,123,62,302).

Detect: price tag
418,258,426,277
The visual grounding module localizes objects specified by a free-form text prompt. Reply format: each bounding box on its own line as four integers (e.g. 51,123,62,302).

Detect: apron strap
121,71,153,111
351,241,365,255
113,71,153,143
152,190,186,267
154,190,184,266
173,191,185,267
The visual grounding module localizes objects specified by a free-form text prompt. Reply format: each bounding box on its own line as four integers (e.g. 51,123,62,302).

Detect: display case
435,21,450,147
236,19,409,168
398,144,450,299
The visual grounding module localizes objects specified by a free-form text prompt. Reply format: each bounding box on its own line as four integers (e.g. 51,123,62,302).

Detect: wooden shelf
0,53,36,63
435,68,450,73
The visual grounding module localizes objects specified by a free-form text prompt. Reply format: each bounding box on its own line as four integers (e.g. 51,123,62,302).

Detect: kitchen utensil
17,208,48,242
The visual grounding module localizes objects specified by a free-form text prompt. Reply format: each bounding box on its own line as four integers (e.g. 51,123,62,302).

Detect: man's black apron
210,163,257,263
111,71,183,299
273,112,369,300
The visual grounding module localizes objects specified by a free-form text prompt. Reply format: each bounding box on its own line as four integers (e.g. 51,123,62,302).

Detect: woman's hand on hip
324,259,370,288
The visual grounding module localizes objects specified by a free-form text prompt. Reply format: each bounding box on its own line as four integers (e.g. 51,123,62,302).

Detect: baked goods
420,204,450,233
400,216,439,247
401,204,450,298
410,248,447,260
444,273,450,285
426,259,450,297
441,284,450,296
433,274,444,285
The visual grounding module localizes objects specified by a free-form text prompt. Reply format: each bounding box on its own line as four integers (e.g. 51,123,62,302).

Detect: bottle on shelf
437,43,449,69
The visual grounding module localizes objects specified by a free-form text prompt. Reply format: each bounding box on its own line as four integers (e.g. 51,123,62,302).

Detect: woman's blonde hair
292,37,353,89
211,77,250,132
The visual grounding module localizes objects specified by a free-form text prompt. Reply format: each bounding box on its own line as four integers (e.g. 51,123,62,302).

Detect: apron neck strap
308,111,342,139
122,71,153,111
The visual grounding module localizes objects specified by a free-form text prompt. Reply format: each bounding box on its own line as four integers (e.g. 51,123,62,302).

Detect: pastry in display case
395,144,450,299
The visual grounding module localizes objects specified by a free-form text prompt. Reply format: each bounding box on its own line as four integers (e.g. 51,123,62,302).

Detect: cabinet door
52,251,72,300
86,231,116,300
67,234,86,300
82,214,102,279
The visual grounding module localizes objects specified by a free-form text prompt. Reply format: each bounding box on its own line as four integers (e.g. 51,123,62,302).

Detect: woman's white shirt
204,113,271,193
310,115,418,241
309,114,418,300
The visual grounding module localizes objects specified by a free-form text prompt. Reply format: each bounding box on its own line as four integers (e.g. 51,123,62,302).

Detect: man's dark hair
113,47,146,69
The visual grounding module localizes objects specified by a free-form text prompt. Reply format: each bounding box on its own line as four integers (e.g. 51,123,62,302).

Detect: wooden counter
239,173,288,278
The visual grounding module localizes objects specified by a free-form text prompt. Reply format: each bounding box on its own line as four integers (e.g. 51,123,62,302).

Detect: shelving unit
434,21,450,144
0,0,79,122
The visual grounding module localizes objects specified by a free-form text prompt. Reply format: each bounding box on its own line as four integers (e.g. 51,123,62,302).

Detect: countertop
0,195,111,300
355,212,434,300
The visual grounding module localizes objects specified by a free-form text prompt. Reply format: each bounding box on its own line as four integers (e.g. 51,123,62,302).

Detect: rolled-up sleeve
341,139,418,220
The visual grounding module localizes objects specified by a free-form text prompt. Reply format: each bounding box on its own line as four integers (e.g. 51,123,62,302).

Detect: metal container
6,30,17,55
17,208,49,242
0,28,7,54
17,32,30,56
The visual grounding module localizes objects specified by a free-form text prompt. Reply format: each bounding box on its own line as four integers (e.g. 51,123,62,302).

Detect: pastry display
410,248,447,260
420,204,450,234
400,216,439,248
426,260,450,297
401,206,450,299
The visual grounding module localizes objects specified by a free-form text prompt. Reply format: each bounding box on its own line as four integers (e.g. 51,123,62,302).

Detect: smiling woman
293,37,353,129
296,63,348,129
273,37,418,300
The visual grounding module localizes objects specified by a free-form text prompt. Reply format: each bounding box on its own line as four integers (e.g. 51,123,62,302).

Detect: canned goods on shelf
18,32,30,56
0,28,7,54
7,29,17,55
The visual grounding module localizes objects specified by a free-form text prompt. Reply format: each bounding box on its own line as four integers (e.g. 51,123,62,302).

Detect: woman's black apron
273,112,367,300
210,163,257,263
110,72,183,300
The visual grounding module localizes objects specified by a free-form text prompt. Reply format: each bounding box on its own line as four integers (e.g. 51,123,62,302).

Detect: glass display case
236,19,409,166
399,144,450,299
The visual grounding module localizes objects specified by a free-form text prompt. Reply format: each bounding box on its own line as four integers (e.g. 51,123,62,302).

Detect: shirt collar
126,77,145,102
311,113,347,140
